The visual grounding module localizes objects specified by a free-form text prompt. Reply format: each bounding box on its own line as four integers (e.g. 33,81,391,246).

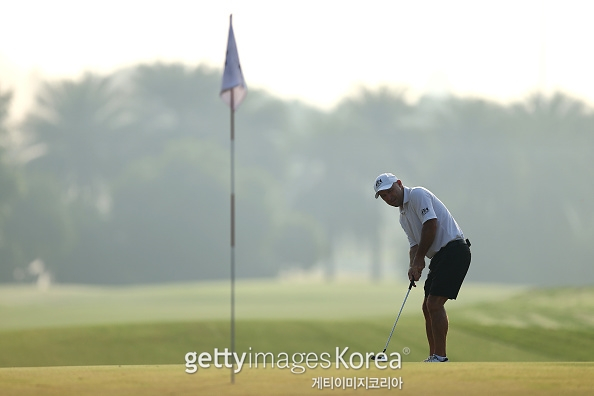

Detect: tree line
0,63,592,285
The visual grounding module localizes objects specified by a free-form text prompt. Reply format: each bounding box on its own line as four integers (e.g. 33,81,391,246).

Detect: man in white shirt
374,173,471,363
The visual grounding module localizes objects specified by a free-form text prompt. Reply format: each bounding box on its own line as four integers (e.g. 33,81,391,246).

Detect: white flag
220,15,247,110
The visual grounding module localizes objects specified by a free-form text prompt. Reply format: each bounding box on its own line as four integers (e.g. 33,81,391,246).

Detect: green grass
456,323,594,361
0,316,583,368
0,280,525,330
0,280,593,369
453,286,594,329
1,280,593,395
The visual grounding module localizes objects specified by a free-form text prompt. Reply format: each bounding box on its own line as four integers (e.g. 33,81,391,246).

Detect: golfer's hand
408,257,425,282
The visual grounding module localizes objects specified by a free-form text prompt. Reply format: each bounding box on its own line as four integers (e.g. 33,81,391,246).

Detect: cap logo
375,179,383,188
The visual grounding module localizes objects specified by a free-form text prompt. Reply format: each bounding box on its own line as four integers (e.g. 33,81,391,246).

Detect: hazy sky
1,0,593,118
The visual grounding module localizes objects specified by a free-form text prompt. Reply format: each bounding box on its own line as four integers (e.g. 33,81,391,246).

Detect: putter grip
408,280,415,289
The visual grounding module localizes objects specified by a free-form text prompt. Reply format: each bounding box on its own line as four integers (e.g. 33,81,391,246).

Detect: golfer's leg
426,295,449,357
422,298,435,355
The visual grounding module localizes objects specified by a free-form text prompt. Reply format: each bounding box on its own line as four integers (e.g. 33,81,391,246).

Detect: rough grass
456,323,594,361
0,316,584,368
454,286,594,329
1,281,592,369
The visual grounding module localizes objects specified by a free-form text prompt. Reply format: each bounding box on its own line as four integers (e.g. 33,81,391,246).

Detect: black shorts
424,239,471,300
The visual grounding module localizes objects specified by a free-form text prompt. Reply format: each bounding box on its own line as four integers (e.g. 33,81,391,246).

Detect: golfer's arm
409,245,419,267
415,218,437,261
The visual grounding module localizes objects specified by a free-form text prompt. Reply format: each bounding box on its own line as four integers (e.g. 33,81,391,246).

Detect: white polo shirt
399,186,464,259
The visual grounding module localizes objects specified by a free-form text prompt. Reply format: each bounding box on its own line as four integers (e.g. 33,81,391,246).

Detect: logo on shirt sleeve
421,207,429,216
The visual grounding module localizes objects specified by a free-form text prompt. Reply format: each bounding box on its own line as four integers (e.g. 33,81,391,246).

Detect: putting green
1,363,592,396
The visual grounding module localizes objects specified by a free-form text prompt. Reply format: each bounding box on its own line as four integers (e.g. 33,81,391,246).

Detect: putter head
371,352,388,362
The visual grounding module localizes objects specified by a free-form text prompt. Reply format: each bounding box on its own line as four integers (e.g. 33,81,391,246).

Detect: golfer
374,173,471,363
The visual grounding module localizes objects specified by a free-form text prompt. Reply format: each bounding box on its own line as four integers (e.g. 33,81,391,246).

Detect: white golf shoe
423,354,449,362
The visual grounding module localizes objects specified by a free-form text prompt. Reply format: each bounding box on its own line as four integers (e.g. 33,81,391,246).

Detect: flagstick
230,88,236,384
221,14,244,383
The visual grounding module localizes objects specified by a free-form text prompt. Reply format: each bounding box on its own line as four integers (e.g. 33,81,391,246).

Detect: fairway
0,317,557,368
1,280,593,395
4,282,594,368
0,280,525,330
1,363,593,396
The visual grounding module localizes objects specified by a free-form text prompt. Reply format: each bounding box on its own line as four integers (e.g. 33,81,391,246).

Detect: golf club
370,279,416,361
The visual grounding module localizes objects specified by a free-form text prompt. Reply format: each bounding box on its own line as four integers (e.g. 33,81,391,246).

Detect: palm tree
23,73,129,206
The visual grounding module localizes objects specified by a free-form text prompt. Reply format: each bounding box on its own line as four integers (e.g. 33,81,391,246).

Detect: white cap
374,173,398,199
